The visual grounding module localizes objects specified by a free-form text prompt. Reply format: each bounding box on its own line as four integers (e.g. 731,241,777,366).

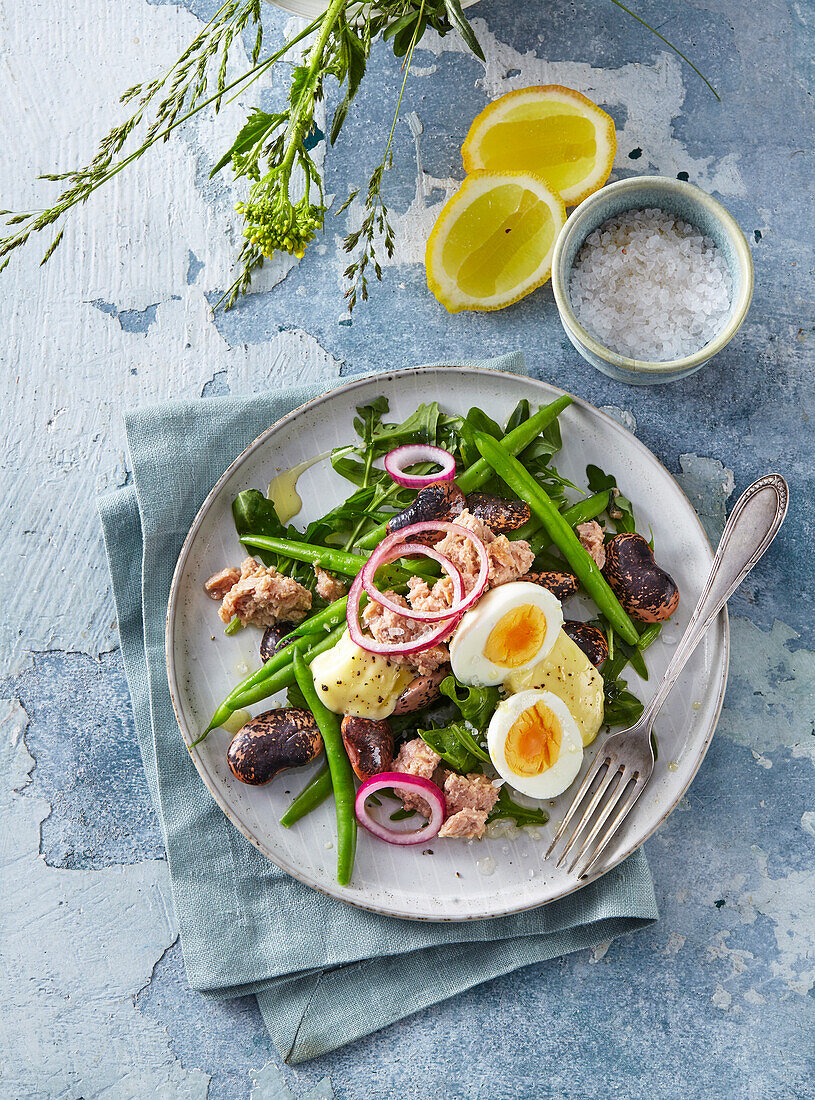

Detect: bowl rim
551,175,755,376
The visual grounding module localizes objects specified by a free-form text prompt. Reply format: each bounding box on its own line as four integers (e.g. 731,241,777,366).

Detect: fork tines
545,750,647,878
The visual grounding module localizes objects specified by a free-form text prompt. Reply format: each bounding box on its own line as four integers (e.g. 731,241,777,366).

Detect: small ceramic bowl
551,176,754,385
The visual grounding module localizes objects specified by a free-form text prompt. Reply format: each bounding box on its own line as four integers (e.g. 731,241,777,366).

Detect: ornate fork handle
640,473,789,732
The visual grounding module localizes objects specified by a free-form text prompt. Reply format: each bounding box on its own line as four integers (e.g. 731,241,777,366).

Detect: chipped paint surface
0,701,208,1097
718,618,815,765
2,0,814,1095
676,454,735,543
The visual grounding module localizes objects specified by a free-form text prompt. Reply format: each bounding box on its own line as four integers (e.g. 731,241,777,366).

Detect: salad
197,394,680,886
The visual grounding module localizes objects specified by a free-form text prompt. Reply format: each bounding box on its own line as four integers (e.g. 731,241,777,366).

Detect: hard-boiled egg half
450,581,563,688
487,689,584,799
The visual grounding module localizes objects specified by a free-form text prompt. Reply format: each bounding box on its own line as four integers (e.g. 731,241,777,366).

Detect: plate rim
166,366,730,920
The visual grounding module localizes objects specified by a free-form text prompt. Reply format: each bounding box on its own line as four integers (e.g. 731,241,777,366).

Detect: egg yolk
504,701,562,776
483,604,546,669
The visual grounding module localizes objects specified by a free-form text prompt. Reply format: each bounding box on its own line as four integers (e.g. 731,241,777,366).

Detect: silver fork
545,472,789,879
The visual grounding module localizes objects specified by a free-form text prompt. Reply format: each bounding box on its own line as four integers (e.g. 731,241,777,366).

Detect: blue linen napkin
98,351,658,1064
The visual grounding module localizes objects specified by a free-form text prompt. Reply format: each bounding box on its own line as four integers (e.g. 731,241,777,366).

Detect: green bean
200,623,345,740
564,492,611,528
229,623,346,711
280,763,332,827
473,431,640,645
224,616,244,636
217,636,309,719
356,395,573,551
602,623,661,689
240,535,368,575
292,648,357,885
457,394,574,493
276,597,349,649
240,536,438,589
515,492,611,548
638,623,662,649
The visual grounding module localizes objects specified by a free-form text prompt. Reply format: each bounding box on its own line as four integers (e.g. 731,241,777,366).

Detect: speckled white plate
166,367,729,920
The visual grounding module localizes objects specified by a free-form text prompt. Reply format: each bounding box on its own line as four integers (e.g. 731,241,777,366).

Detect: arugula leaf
232,490,287,567
332,400,461,489
390,807,417,821
330,447,390,488
534,464,578,512
367,401,443,454
603,677,644,727
459,406,504,467
590,615,648,682
439,676,500,734
505,399,531,433
417,679,496,773
520,413,563,464
352,396,389,442
303,484,379,544
389,694,458,742
232,489,317,585
466,407,503,439
619,638,649,680
418,723,481,774
586,464,636,533
487,787,549,827
332,399,467,519
450,720,491,763
436,411,464,454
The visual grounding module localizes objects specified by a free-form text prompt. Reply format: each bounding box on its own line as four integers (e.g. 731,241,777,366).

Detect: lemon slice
425,170,566,313
462,85,616,206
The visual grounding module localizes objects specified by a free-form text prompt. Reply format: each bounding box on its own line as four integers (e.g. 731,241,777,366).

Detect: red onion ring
347,571,461,656
367,521,489,615
361,541,465,623
355,772,446,844
384,444,456,488
347,521,490,656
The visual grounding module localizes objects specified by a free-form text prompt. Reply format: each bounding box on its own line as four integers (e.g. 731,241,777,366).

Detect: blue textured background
2,0,813,1096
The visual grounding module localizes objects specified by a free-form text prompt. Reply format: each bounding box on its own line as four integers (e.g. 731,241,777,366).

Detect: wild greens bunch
0,0,714,310
0,0,482,310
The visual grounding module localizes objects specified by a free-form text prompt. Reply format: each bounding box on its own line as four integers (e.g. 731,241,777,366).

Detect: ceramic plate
166,367,728,920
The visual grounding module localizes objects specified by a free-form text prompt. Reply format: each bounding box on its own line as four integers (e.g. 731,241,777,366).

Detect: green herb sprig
1,0,715,307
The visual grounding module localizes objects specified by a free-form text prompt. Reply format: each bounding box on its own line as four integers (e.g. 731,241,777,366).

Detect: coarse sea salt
569,207,732,361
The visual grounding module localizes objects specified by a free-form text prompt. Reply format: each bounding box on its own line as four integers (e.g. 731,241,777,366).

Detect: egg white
506,628,605,747
449,581,564,687
487,688,584,799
